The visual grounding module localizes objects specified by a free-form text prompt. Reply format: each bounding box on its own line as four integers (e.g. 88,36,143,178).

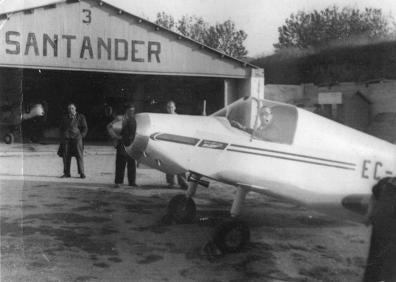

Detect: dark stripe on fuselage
229,144,356,167
150,132,356,170
227,148,356,171
151,133,199,146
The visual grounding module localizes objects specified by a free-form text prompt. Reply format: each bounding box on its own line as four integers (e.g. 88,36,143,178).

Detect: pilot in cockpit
231,106,279,142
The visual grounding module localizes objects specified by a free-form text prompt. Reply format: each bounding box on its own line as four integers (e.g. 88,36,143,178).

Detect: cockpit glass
212,97,258,129
212,97,298,144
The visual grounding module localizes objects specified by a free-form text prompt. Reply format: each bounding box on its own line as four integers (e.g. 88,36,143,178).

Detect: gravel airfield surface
0,145,370,281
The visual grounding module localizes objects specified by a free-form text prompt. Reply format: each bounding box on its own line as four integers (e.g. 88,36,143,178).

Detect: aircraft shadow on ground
1,178,358,230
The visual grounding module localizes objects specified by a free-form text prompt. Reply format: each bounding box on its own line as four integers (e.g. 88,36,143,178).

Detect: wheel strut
230,186,248,218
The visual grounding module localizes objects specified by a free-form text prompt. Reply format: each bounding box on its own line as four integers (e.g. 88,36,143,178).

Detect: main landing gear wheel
213,219,250,253
167,194,196,224
4,133,14,144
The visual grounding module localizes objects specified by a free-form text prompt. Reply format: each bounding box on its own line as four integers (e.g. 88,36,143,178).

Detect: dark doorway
1,68,225,141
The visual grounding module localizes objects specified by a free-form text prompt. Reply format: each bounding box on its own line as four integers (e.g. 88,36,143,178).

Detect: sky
1,0,396,57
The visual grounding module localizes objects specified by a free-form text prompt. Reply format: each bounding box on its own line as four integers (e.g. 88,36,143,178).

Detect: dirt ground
0,145,370,281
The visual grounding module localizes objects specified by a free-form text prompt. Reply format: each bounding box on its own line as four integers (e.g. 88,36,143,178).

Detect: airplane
123,96,395,253
0,101,45,144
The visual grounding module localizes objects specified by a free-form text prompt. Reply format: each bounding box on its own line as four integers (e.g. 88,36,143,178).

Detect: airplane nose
125,113,151,160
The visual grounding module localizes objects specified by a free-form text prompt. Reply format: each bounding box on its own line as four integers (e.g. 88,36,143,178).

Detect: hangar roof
0,0,66,15
0,0,259,78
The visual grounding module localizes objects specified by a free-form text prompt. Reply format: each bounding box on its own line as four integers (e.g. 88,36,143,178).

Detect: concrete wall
366,81,396,142
265,80,396,142
343,93,370,132
366,81,396,116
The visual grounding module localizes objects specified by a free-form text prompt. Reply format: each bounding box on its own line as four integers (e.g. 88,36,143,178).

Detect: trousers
62,138,84,175
115,144,136,185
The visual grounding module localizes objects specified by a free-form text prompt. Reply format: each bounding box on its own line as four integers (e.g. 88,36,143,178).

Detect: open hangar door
17,68,225,142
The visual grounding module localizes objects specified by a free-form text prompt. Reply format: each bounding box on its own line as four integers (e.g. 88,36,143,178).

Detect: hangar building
0,0,263,141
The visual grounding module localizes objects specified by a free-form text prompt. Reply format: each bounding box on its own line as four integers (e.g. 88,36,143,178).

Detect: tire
168,194,196,224
4,133,14,144
213,219,250,253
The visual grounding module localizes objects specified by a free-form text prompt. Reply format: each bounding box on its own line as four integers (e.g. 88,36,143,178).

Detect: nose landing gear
167,194,196,224
163,173,200,224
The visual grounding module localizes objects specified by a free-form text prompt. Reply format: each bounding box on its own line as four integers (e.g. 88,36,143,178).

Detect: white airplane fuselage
127,107,396,214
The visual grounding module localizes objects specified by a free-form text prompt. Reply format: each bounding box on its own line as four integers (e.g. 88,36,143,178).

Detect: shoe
60,174,71,178
113,183,121,188
80,174,86,179
129,183,138,187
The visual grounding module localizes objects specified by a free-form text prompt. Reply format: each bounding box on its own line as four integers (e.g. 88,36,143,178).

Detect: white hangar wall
0,0,250,77
0,0,263,102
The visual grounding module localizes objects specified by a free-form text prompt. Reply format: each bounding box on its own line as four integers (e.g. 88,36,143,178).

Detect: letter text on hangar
0,0,255,78
6,31,161,63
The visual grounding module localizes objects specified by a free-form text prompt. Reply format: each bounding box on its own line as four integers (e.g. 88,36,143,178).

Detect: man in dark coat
107,103,137,188
59,103,88,178
364,177,396,281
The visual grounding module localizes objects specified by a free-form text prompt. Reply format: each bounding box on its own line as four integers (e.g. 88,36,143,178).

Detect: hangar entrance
0,0,263,143
1,67,225,141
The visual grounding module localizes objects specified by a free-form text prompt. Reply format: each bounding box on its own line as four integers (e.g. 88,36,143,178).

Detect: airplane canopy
213,97,298,144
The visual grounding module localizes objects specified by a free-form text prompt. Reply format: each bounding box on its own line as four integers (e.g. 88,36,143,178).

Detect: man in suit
59,103,88,178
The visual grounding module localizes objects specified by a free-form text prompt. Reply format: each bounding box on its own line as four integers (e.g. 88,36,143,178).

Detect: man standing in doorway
165,100,188,190
59,103,88,178
107,103,137,188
